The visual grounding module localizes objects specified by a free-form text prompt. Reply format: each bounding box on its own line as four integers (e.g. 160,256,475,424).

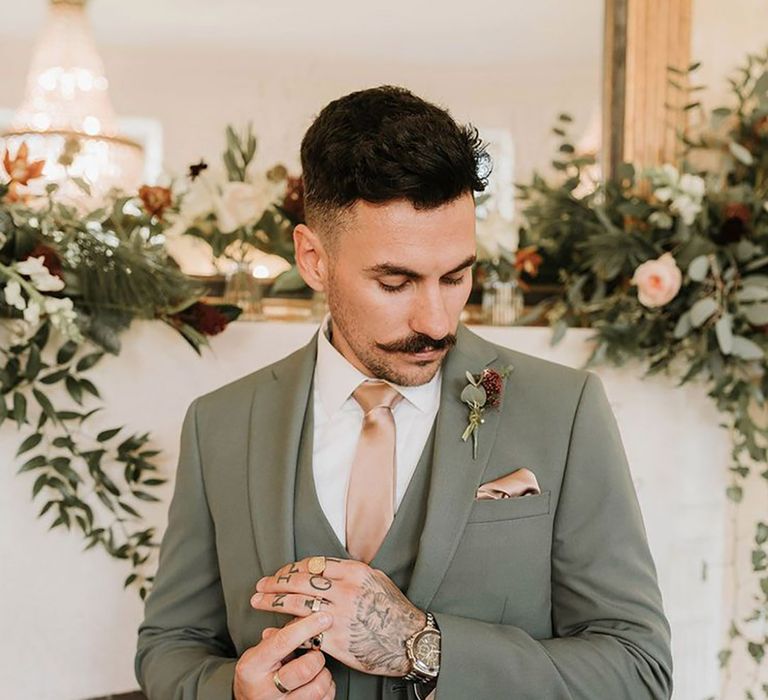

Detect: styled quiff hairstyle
299,85,490,243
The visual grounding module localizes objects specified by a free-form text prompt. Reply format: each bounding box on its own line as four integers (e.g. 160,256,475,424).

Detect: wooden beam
603,0,692,179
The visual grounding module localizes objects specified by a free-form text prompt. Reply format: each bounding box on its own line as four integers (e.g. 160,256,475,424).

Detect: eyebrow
364,254,477,280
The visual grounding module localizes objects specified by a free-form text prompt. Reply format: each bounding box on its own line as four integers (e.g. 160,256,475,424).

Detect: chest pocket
466,490,551,523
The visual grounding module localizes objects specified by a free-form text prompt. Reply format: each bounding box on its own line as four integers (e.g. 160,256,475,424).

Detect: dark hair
300,85,490,236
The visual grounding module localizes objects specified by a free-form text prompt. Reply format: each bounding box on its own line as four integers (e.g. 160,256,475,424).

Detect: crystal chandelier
2,0,144,203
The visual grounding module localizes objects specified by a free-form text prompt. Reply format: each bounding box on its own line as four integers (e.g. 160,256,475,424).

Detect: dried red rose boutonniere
461,365,513,459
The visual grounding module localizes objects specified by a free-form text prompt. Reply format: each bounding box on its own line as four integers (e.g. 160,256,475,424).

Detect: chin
382,359,441,387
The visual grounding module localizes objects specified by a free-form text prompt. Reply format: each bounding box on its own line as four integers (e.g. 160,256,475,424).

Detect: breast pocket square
475,467,541,500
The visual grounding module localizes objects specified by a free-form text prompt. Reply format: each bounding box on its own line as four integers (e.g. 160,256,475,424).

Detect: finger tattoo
310,575,332,591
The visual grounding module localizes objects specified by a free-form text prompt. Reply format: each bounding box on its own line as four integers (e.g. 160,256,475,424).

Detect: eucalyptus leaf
687,255,709,281
673,312,692,339
715,314,733,354
731,335,765,360
743,304,768,326
690,298,719,327
460,384,486,406
742,274,768,287
735,286,768,302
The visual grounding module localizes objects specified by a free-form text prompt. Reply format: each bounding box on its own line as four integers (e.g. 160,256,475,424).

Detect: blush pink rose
631,252,682,308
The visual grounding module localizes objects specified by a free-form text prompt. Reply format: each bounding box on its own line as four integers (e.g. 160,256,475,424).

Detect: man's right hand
234,612,335,699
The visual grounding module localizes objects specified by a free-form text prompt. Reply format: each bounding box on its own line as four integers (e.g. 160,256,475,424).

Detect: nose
410,282,452,341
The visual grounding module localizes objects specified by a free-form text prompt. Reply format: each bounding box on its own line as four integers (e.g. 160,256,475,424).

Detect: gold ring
307,555,326,575
273,670,290,694
310,596,323,613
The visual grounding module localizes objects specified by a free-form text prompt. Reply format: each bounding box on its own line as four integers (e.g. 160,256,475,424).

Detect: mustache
376,333,457,354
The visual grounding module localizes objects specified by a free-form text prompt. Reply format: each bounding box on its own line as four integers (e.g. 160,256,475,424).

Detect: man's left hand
250,557,425,677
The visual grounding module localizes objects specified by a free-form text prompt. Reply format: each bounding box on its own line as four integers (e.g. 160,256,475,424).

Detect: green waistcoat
293,383,437,700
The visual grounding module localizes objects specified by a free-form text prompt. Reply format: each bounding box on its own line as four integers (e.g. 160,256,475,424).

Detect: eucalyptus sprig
516,47,768,696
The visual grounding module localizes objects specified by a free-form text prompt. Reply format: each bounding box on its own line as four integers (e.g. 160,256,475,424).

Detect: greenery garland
517,50,768,693
0,152,246,599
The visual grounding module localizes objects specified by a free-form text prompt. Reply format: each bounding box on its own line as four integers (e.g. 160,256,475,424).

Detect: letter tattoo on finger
272,594,287,608
309,575,332,591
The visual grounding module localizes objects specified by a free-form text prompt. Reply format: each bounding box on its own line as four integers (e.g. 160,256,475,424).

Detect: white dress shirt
312,313,442,549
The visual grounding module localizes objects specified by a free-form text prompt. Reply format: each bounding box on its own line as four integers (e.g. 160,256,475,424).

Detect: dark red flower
281,175,305,223
172,301,229,336
480,368,504,407
715,202,752,244
23,243,63,279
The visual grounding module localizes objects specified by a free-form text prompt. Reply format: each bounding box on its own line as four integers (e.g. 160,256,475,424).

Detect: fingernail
250,593,262,605
319,613,332,624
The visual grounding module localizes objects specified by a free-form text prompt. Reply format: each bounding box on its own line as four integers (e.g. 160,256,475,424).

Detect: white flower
215,179,283,234
43,296,82,341
3,280,26,310
475,210,518,261
23,300,41,325
646,165,705,226
179,172,220,222
679,173,706,199
671,195,702,226
15,256,65,292
648,211,673,230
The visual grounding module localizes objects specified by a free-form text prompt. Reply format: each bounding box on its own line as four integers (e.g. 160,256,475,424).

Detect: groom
135,86,672,699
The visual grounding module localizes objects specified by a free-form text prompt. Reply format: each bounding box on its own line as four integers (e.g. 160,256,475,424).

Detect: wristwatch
403,611,441,684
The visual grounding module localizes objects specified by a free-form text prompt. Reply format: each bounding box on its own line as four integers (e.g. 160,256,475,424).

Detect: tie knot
352,380,403,415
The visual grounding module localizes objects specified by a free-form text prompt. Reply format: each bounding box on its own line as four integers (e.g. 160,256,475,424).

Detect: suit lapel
246,331,319,578
407,324,509,610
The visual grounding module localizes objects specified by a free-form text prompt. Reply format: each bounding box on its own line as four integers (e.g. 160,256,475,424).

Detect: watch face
414,629,441,671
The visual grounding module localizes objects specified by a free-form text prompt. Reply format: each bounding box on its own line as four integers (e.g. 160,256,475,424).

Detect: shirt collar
314,312,442,417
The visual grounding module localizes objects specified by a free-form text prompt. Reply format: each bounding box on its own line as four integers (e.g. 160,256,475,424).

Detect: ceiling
3,0,604,66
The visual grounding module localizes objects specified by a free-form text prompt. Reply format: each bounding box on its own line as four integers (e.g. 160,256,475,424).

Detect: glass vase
223,259,266,320
481,277,525,326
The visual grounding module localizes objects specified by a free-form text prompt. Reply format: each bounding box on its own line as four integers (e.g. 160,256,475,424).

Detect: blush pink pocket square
475,468,541,500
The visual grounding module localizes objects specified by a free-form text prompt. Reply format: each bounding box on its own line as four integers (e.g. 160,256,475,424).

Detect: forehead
338,195,476,266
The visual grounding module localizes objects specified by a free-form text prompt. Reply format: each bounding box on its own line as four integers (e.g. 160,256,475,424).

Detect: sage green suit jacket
135,324,672,699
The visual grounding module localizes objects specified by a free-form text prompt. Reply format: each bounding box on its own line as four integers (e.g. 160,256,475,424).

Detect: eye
379,281,409,293
442,276,465,286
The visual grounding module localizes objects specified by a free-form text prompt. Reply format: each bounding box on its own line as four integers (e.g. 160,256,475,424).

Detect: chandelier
2,0,144,203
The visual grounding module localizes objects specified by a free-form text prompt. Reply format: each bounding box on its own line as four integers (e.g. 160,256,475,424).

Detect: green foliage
0,140,243,597
517,48,768,692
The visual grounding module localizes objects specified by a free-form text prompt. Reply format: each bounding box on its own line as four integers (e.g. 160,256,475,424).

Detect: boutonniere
460,365,513,459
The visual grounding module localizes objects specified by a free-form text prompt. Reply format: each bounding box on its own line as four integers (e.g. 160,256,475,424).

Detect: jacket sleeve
430,372,673,700
135,397,238,699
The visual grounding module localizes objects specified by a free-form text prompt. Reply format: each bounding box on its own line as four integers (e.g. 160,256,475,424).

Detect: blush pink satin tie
345,380,403,564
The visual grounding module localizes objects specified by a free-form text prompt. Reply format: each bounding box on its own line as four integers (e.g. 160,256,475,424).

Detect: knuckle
300,651,324,677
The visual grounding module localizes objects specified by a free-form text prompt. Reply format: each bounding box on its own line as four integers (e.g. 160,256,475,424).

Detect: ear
293,223,327,292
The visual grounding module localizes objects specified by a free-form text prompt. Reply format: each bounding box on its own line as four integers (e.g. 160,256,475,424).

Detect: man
135,86,672,700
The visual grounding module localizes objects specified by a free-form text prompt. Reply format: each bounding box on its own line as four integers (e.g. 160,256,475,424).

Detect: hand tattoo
348,571,424,674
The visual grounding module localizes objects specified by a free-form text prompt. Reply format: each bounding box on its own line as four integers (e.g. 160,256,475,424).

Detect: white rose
179,173,220,222
3,280,26,310
475,210,518,261
215,179,282,234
